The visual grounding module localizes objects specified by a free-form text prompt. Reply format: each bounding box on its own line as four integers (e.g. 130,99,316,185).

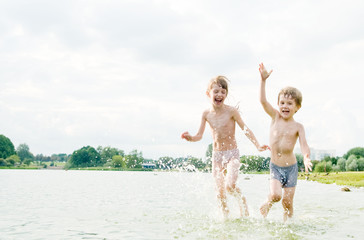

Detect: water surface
0,170,363,239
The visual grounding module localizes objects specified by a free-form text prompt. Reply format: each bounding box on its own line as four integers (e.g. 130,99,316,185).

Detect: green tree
337,158,346,171
314,161,333,172
6,155,20,166
16,143,34,162
0,135,16,159
322,156,338,165
240,155,268,172
357,158,364,171
187,156,205,171
112,155,126,168
346,154,358,171
343,147,364,159
0,158,7,166
97,146,124,166
68,146,101,168
125,150,143,168
347,160,358,171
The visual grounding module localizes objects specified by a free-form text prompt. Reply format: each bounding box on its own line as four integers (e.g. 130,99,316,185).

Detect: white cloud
0,0,363,159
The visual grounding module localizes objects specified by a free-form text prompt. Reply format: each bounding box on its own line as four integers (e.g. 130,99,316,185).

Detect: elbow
193,134,203,142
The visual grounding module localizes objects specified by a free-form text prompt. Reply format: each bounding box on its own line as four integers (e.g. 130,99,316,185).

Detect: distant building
142,160,156,169
294,148,336,161
142,163,156,169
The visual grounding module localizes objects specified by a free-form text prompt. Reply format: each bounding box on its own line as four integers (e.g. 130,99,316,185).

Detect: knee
270,193,282,202
282,197,293,208
226,185,233,193
216,190,226,200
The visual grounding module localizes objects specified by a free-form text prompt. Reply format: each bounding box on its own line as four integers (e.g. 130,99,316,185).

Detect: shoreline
298,172,364,188
2,167,363,187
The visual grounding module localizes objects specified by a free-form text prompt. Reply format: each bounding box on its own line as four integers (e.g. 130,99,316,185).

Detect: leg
226,159,249,217
282,187,296,221
213,161,229,218
260,178,282,218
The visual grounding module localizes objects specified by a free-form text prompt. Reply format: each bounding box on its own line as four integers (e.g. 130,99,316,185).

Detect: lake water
0,170,363,239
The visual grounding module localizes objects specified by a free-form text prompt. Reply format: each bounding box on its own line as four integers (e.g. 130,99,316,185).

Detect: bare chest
206,112,235,134
270,120,298,143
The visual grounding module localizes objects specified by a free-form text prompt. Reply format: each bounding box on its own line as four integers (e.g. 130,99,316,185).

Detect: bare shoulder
225,105,238,113
225,105,240,118
202,109,210,117
271,109,280,122
296,121,305,131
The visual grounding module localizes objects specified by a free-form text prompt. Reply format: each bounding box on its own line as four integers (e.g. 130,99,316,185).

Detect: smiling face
207,83,227,107
278,94,300,119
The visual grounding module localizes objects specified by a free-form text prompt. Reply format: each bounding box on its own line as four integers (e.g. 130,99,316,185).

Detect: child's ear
295,105,301,113
206,90,210,97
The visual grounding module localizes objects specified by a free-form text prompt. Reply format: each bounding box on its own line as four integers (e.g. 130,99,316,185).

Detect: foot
260,202,271,218
239,196,249,217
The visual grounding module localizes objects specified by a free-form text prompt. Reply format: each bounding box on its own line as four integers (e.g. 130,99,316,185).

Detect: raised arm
181,111,207,142
298,123,312,172
259,63,275,118
233,108,270,151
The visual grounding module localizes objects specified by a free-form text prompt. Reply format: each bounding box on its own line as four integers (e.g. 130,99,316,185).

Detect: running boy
181,76,269,218
258,63,312,221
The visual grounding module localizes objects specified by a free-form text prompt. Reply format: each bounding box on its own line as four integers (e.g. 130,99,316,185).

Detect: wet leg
282,187,296,221
213,162,229,218
226,159,249,217
260,178,282,218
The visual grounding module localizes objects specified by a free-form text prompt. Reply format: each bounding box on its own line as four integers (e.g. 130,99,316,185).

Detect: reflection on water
0,170,363,239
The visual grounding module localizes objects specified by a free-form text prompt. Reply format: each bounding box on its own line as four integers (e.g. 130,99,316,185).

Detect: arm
259,63,276,118
233,108,270,151
298,123,312,172
181,111,207,142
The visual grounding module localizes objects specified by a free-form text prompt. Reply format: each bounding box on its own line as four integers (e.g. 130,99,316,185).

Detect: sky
0,0,363,160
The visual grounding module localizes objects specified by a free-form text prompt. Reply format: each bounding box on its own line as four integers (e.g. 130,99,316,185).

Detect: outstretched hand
304,154,312,173
259,63,273,81
257,145,271,152
181,131,192,141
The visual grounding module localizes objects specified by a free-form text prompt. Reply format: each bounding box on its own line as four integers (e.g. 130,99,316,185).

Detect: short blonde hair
207,76,229,94
278,86,302,107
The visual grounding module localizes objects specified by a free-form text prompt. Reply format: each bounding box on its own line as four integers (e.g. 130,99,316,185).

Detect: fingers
181,132,188,139
258,145,271,151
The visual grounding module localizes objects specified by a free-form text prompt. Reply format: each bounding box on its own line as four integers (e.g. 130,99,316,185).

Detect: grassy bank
298,172,364,187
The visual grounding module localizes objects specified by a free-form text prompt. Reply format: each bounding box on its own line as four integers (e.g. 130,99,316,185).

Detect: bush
337,158,346,171
357,158,364,171
346,155,358,171
332,164,341,172
347,159,358,171
314,161,333,172
112,155,126,168
0,158,7,166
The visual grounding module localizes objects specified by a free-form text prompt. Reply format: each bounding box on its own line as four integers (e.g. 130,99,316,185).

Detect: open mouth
282,109,290,114
215,98,223,104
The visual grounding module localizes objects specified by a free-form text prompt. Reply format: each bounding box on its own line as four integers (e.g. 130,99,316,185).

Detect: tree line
1,134,363,172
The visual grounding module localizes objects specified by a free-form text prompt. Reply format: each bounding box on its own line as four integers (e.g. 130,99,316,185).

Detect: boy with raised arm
258,63,312,221
181,76,269,218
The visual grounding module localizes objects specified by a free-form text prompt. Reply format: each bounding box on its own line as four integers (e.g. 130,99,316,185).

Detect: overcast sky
1,0,363,159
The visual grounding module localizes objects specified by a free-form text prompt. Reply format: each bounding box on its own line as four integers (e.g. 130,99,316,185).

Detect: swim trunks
270,162,298,188
212,149,241,185
212,149,240,169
